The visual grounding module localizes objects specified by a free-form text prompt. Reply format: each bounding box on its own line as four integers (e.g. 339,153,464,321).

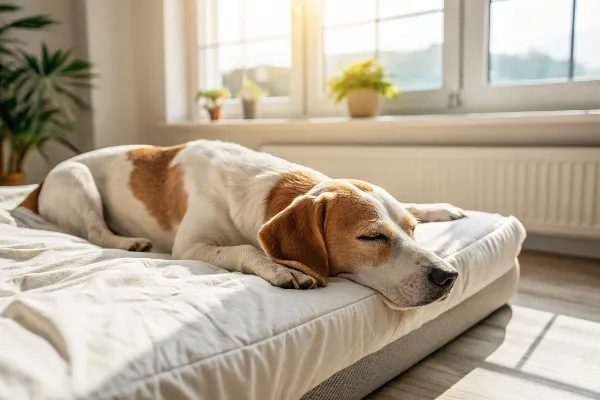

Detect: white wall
84,0,139,149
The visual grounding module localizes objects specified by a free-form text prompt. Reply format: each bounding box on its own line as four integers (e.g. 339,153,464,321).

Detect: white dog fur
18,140,465,309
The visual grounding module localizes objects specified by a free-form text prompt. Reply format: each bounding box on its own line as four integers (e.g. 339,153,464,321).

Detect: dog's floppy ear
258,194,329,287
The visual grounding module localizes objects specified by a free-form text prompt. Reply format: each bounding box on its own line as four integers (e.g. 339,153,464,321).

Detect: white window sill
158,110,600,147
161,109,600,128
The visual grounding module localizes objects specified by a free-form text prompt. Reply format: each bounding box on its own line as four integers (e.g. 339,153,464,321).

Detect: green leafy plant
195,88,231,110
239,79,267,101
326,58,399,104
0,2,95,179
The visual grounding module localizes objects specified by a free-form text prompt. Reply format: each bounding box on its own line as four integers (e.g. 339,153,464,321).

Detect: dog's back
19,140,315,253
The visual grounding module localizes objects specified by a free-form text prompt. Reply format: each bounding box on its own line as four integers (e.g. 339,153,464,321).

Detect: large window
195,0,600,119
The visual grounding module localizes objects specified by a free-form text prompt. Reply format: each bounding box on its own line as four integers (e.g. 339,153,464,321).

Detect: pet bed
0,185,525,400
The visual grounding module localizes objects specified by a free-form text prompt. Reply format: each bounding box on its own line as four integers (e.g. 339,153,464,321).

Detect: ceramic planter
242,99,259,119
0,172,25,186
207,107,223,121
346,89,380,118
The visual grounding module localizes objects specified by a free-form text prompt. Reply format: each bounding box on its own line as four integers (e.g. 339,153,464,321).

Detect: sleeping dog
18,140,465,309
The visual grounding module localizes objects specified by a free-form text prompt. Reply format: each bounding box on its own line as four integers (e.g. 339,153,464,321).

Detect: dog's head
258,178,458,310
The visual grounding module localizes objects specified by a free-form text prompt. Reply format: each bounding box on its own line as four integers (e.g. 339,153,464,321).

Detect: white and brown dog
18,140,465,309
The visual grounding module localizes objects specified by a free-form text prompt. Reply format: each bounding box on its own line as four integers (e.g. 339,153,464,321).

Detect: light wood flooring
367,251,600,400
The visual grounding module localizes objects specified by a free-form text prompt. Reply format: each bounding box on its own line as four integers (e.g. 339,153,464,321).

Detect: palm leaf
0,15,55,34
52,135,80,154
61,59,94,74
0,4,21,13
54,85,90,109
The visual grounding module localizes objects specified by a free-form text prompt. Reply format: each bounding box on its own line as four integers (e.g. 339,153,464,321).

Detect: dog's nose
428,267,458,287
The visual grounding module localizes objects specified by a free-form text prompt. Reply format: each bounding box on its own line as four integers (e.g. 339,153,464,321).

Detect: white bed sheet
0,186,526,400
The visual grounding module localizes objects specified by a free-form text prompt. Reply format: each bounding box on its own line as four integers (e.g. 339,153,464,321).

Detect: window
323,1,444,91
193,0,600,119
463,0,600,112
196,0,302,117
489,0,600,83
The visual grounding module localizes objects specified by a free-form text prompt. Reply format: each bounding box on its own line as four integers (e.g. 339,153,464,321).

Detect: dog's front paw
267,264,318,290
422,204,466,222
122,238,153,252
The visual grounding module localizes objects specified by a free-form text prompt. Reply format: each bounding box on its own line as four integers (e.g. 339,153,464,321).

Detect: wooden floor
367,251,600,400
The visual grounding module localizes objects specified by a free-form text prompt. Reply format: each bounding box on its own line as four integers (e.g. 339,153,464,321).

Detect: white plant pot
346,89,380,118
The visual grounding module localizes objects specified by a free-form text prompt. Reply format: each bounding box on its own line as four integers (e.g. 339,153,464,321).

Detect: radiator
261,145,600,240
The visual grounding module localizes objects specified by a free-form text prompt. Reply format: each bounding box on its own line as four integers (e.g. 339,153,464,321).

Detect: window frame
189,0,600,121
194,0,304,119
461,0,600,113
304,0,462,117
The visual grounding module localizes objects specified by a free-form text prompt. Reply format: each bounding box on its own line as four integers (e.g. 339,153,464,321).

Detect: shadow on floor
366,305,513,400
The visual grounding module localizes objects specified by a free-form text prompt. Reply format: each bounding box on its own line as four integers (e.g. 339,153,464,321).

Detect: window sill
158,110,600,147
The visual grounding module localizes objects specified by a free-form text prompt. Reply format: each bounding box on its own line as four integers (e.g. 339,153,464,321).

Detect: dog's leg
173,212,317,289
38,161,153,252
175,242,317,289
402,203,466,223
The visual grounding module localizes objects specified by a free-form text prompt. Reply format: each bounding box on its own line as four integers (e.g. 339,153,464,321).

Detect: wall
83,0,139,149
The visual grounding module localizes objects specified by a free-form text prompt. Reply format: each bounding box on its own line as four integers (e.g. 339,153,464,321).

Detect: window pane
378,12,443,91
379,0,443,19
244,38,291,97
219,44,244,97
324,24,376,81
217,0,243,44
489,0,573,84
246,0,291,40
324,0,375,28
574,0,600,78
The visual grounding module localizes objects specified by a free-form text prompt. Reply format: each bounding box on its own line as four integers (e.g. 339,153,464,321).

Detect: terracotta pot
242,99,259,119
346,89,380,118
0,172,26,186
207,107,223,121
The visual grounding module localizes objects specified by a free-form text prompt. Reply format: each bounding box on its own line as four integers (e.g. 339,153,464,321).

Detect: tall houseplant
327,58,399,118
0,2,95,185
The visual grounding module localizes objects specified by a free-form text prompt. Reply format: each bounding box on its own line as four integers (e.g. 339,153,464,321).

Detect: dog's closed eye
358,233,388,241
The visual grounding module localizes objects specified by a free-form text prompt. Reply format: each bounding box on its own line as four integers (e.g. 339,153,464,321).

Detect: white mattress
0,186,526,400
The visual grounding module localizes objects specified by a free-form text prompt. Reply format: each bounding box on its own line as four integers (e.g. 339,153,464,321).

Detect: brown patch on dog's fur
260,179,392,286
128,145,188,231
259,194,329,286
325,188,393,275
264,170,323,222
17,180,44,213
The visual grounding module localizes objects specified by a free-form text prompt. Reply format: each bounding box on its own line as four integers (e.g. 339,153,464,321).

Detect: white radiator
261,145,600,240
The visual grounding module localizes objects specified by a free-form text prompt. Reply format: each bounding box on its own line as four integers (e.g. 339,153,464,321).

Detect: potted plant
327,58,399,118
195,88,231,121
239,79,267,119
0,2,95,185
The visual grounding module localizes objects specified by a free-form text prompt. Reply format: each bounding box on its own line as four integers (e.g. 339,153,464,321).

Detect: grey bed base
302,261,520,400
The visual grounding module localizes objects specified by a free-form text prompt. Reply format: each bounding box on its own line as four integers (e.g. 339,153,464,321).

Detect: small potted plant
327,58,399,118
195,88,231,121
239,79,267,119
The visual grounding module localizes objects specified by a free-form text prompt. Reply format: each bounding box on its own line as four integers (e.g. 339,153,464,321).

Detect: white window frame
194,0,304,120
187,0,600,121
462,0,600,113
304,0,462,117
